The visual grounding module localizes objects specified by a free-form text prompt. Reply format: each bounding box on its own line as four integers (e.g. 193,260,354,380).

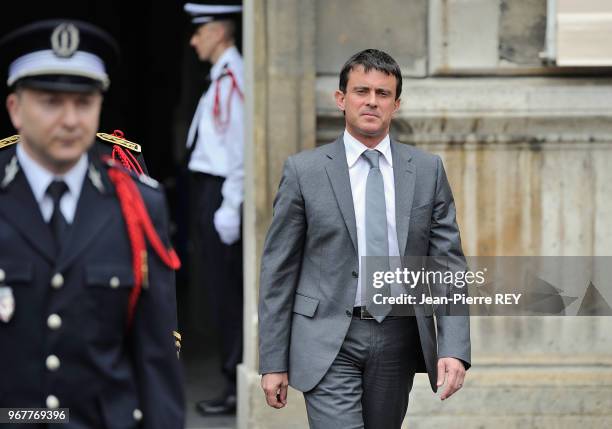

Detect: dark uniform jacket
0,143,184,428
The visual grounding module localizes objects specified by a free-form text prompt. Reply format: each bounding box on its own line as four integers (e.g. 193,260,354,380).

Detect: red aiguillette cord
107,165,180,330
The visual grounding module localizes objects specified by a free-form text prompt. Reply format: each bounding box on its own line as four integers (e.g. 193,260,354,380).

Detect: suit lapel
56,162,114,272
324,137,358,254
0,160,56,263
391,140,415,257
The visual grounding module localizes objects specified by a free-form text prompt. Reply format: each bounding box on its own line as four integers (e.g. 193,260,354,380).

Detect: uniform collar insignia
88,163,105,193
1,156,19,189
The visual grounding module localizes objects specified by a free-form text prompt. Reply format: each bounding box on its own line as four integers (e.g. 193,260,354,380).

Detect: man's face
190,22,223,62
335,65,400,144
6,88,102,173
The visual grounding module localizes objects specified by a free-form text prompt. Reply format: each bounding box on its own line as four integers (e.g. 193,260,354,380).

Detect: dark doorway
0,0,210,180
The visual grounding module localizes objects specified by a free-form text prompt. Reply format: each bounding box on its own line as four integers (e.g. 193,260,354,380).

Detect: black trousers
192,172,243,394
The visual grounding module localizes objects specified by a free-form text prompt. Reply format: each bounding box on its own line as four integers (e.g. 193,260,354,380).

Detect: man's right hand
261,372,289,409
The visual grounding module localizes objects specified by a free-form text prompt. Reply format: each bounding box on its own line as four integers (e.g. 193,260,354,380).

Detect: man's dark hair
339,49,402,100
218,19,236,42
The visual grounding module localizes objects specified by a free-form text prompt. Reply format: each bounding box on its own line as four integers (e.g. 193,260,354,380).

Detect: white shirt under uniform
186,45,244,216
343,130,401,307
16,143,87,224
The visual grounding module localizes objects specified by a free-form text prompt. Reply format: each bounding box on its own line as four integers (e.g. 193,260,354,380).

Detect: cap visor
13,75,105,93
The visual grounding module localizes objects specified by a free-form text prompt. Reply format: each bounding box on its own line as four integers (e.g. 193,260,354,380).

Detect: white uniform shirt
343,130,401,306
187,45,244,212
16,143,88,224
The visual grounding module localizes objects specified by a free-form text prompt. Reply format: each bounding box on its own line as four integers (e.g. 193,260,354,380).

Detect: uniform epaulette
218,63,230,77
97,132,142,153
0,135,20,150
218,66,235,81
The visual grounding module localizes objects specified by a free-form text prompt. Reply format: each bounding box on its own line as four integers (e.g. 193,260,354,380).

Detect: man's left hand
213,206,241,245
437,357,466,401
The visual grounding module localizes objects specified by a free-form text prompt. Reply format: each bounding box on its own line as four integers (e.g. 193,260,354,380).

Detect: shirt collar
343,129,392,168
16,143,89,204
210,45,240,80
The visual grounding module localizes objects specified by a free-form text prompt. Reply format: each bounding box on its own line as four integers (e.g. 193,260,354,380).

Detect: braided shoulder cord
107,166,181,329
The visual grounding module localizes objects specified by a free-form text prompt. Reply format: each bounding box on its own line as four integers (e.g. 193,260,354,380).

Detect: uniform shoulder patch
0,135,20,149
97,132,142,153
104,158,159,189
138,173,159,189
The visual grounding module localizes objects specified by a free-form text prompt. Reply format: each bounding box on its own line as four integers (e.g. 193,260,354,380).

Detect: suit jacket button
345,310,352,317
351,271,358,278
51,273,64,289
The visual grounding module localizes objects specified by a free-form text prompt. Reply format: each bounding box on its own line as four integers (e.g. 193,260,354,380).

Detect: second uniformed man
183,0,244,416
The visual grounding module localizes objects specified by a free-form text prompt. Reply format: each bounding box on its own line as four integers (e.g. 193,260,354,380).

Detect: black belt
352,306,375,319
352,306,413,320
191,171,225,182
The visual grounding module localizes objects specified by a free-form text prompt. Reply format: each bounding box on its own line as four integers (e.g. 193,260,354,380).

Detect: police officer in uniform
184,1,244,416
0,20,184,428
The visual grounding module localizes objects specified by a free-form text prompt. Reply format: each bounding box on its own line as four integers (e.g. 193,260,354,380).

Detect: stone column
239,1,316,428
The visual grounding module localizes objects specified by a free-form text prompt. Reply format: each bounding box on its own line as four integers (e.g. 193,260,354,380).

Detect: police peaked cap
0,19,119,93
184,1,242,25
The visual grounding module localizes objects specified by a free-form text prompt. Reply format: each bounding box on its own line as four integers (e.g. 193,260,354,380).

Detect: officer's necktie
46,180,69,252
362,150,392,322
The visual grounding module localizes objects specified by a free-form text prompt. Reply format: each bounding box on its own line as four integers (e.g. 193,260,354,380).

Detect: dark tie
362,150,392,322
46,180,69,252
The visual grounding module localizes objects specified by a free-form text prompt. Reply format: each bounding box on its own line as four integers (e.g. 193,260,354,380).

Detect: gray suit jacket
258,136,471,393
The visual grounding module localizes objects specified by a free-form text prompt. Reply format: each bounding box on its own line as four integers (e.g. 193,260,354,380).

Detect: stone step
405,415,612,429
238,365,612,428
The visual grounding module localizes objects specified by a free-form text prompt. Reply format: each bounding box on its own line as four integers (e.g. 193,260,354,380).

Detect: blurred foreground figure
0,20,184,428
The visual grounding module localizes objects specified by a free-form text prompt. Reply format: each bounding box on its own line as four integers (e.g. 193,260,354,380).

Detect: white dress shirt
343,130,401,306
16,143,88,224
187,45,244,213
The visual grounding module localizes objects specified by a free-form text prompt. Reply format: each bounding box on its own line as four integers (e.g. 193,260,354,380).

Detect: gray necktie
362,150,392,322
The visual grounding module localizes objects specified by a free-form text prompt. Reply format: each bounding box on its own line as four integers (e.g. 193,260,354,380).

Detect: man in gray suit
258,49,470,428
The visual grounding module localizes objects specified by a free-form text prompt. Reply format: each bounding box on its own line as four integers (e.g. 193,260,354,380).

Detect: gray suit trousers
304,316,420,429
